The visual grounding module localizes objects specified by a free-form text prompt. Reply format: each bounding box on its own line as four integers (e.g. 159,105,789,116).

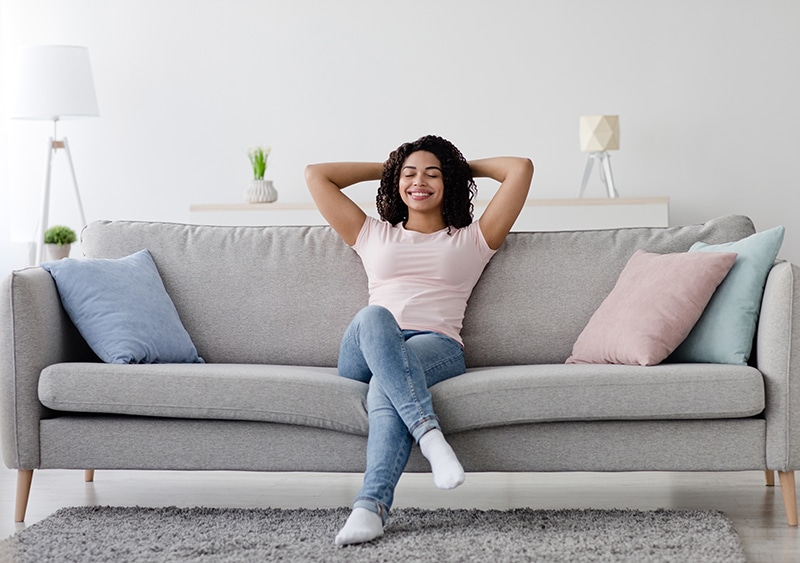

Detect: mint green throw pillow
669,225,785,365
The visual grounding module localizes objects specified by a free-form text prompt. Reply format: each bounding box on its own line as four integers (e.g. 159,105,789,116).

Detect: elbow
516,157,534,184
304,163,318,182
521,157,534,178
304,164,321,192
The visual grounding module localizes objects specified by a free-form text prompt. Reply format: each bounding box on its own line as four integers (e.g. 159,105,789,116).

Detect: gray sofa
2,215,799,525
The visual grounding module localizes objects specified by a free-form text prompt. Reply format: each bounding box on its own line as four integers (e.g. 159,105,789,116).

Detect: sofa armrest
757,260,800,470
0,268,94,469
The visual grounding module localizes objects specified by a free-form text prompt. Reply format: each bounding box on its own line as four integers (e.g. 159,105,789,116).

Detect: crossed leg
335,306,466,545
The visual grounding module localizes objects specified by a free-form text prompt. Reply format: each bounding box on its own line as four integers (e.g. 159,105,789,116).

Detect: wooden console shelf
189,197,669,231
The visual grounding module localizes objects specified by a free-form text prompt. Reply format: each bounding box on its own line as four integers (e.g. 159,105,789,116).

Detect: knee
353,306,397,330
344,306,402,354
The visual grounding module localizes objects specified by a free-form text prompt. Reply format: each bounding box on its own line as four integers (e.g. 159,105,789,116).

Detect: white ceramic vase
44,243,71,261
245,179,278,203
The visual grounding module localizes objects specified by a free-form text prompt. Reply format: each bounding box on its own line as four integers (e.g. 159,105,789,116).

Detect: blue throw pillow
42,249,203,364
669,226,785,365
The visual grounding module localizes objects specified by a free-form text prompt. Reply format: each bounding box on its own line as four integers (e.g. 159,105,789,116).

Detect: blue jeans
338,306,466,523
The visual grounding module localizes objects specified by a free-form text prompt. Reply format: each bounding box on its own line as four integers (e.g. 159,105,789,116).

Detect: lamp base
578,151,618,198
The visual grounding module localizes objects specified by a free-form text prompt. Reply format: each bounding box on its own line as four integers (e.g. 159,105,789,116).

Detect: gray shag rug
0,506,746,562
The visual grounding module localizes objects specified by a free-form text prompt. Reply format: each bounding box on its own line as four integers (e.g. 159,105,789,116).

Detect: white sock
334,507,384,546
419,429,465,490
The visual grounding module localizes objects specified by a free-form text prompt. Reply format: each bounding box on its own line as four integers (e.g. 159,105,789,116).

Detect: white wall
2,0,799,274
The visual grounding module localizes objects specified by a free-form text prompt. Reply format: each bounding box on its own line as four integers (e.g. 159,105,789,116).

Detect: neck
404,213,447,234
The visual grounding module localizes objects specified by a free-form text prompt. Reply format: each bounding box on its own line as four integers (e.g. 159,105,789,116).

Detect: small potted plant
44,225,77,260
245,146,278,203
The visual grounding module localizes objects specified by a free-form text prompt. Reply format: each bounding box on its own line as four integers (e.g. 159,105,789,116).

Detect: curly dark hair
377,135,476,230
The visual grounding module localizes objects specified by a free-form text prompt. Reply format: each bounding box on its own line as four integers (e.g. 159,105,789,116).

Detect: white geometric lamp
578,115,620,198
580,115,619,152
12,45,99,264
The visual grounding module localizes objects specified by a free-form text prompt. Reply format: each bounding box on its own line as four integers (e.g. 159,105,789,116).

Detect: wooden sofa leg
778,471,798,526
765,470,775,486
15,469,33,522
85,470,95,482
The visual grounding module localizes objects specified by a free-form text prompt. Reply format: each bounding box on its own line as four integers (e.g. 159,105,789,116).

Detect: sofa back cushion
82,223,367,366
81,215,755,368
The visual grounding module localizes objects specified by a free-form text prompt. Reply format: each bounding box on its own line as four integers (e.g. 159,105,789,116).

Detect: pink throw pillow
566,249,737,366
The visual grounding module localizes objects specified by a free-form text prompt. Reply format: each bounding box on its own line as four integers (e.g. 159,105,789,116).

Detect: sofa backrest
80,215,755,368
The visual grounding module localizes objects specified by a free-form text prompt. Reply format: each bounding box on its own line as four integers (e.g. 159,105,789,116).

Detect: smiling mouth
407,190,433,200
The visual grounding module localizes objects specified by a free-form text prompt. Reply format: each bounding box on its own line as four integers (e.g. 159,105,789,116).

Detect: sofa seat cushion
38,363,369,436
39,363,764,437
433,364,765,433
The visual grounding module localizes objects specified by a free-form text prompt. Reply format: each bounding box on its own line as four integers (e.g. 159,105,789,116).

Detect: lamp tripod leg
578,156,595,198
35,139,57,265
601,152,618,198
62,138,87,227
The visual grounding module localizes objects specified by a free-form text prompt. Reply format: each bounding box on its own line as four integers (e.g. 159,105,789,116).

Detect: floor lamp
578,115,620,198
12,45,99,264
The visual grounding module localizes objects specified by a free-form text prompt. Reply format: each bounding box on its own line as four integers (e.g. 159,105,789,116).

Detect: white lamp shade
13,45,99,120
580,115,619,152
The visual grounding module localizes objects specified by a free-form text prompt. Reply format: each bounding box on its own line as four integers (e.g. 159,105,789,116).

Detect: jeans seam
357,429,409,521
399,331,426,420
425,350,464,373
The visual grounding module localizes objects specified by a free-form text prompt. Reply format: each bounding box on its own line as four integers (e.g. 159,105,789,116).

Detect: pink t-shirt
352,216,497,345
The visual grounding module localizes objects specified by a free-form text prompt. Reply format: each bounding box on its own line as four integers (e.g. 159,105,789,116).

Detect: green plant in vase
44,225,77,246
248,146,271,180
246,146,277,203
43,225,77,260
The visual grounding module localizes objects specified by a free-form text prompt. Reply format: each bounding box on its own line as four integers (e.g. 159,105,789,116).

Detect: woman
306,135,533,545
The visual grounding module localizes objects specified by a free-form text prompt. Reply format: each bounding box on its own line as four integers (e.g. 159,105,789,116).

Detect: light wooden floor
1,468,798,562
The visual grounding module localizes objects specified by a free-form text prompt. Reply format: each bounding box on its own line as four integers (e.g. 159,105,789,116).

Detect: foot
334,507,384,546
419,429,465,490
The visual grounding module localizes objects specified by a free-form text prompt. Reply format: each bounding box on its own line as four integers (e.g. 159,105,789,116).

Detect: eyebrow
402,165,442,171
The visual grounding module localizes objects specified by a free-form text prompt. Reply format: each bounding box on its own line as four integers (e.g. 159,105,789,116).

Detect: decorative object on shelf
43,225,77,260
245,179,278,204
188,197,670,230
12,45,99,264
245,146,277,203
578,115,620,198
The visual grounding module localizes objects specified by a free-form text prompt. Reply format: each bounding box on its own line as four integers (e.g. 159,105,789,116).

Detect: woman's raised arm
305,162,382,246
471,157,534,250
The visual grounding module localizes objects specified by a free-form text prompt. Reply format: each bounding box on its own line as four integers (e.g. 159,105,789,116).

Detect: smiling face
398,151,445,217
